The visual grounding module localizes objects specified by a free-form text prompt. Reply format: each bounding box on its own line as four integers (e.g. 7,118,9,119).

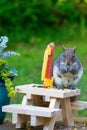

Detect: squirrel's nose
67,62,70,66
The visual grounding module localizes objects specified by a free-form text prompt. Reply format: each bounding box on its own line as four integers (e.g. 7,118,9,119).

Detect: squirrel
53,46,83,90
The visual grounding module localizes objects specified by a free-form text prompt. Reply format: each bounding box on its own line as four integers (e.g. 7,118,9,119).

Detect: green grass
6,27,87,118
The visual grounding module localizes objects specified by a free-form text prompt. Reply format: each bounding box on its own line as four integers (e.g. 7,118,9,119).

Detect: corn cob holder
41,43,55,88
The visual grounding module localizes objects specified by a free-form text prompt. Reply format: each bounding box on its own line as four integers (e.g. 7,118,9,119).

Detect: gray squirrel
53,46,83,89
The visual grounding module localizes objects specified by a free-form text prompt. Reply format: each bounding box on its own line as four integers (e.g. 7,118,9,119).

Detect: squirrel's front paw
70,62,79,74
71,62,79,70
60,62,67,73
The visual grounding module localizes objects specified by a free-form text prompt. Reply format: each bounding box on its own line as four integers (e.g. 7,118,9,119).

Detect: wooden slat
71,101,87,110
2,104,60,118
12,113,17,124
15,114,29,128
30,116,45,126
43,117,56,130
15,84,80,98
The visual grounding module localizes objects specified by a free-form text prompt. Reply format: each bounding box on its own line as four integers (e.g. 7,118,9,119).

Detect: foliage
0,36,19,98
0,36,19,59
0,0,87,43
0,59,15,98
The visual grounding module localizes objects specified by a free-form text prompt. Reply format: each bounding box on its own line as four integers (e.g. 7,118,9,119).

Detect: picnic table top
15,84,80,98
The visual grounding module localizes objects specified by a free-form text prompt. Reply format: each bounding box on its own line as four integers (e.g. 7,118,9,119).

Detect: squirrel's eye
73,55,75,58
63,55,65,58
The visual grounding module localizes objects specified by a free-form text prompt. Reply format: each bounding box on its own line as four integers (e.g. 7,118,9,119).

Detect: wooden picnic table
2,84,87,130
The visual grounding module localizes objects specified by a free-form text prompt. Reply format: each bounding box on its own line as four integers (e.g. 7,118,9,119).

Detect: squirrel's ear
62,45,66,51
72,47,76,53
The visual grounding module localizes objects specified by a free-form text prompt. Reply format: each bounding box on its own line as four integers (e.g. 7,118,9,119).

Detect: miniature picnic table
2,84,87,130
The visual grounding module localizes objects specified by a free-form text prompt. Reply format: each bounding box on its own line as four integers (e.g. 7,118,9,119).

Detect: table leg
49,98,60,108
61,97,74,126
16,114,29,128
43,117,56,130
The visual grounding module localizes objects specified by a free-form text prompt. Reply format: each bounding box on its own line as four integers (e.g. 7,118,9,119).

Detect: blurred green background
1,0,87,44
0,0,87,117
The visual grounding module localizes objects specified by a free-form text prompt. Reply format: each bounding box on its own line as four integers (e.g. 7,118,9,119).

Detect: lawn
6,27,87,117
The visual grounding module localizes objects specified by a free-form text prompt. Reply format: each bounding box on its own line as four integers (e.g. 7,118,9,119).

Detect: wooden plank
22,95,27,105
43,117,56,130
26,93,32,99
61,98,74,126
44,96,50,102
49,98,60,109
30,116,45,126
12,113,29,127
2,104,60,118
55,109,63,121
31,95,44,106
49,98,57,108
12,113,17,124
71,101,87,110
75,101,87,107
15,84,80,98
15,114,29,128
49,98,63,121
